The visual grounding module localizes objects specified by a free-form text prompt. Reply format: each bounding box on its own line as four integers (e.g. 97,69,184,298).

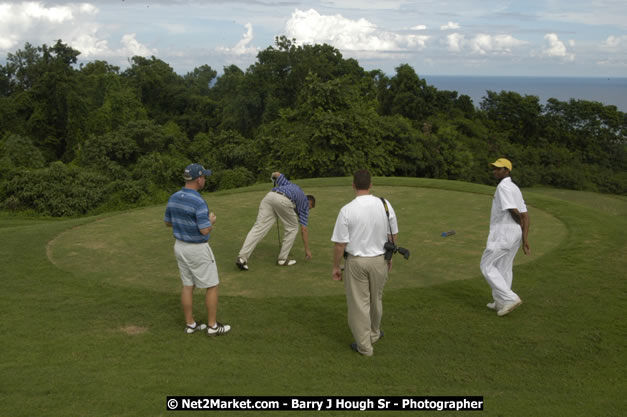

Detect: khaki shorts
174,240,219,288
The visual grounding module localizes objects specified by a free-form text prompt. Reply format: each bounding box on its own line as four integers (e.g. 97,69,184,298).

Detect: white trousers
480,225,522,305
238,192,299,262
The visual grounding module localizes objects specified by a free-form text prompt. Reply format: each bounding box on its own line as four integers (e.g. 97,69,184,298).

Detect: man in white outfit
480,158,530,317
331,170,399,356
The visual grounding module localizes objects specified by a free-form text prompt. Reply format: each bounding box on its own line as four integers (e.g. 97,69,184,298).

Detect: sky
0,0,626,77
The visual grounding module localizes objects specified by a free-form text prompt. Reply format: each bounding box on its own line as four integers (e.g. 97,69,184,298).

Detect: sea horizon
422,75,627,112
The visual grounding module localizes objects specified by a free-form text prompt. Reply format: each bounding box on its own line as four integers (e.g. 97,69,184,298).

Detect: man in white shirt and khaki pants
331,170,399,356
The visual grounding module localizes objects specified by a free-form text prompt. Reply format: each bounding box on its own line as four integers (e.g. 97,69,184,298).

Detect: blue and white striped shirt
272,174,310,226
164,188,211,243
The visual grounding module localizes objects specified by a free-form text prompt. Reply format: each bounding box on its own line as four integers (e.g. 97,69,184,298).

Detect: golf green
48,185,566,297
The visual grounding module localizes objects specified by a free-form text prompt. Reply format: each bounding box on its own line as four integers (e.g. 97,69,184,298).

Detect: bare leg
181,285,195,324
206,285,219,327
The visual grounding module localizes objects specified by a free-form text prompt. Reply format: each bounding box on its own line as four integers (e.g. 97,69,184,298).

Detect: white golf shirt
331,194,399,257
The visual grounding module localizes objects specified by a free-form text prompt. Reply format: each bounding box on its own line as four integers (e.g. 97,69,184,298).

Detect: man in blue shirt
165,163,231,336
236,172,315,270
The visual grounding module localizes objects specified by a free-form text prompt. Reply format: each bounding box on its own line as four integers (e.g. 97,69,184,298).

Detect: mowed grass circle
48,183,567,297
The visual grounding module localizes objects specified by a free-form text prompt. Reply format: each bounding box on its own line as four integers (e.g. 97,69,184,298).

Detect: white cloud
444,32,526,55
440,21,460,31
0,2,156,62
216,23,258,56
411,25,427,31
71,33,110,57
22,2,74,23
285,8,429,52
0,2,76,50
446,33,464,52
542,33,575,61
604,35,627,48
121,34,156,57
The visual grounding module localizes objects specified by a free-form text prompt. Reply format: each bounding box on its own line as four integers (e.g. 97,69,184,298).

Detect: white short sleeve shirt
331,194,399,257
490,177,527,228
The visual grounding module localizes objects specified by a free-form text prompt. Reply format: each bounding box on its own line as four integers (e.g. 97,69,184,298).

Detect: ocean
422,76,627,113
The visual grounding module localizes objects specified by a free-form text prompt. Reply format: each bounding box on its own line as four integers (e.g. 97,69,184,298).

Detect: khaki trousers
238,192,299,262
344,254,388,356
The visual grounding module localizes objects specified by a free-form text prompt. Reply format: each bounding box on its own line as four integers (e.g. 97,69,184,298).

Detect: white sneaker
184,322,207,334
235,257,248,271
207,322,231,336
277,259,296,266
486,301,497,310
497,299,522,316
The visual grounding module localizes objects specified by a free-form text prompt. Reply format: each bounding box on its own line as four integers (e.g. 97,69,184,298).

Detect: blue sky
1,0,626,77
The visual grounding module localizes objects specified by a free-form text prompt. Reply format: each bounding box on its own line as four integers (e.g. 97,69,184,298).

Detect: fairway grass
1,177,625,417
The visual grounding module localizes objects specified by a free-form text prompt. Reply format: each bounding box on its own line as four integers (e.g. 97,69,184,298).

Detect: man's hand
209,212,216,224
332,266,343,281
305,249,312,260
522,240,531,255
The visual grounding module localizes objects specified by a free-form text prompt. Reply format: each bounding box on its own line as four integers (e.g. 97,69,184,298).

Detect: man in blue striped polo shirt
236,172,315,270
165,163,231,336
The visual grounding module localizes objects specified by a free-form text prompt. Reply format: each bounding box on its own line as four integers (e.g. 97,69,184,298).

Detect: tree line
1,37,625,216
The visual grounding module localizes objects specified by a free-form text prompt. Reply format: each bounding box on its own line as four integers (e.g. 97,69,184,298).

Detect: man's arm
199,212,216,236
520,211,530,255
301,225,312,259
387,233,398,271
332,242,347,281
508,208,530,255
507,208,522,225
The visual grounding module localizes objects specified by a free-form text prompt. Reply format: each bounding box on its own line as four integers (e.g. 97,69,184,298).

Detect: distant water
423,75,627,112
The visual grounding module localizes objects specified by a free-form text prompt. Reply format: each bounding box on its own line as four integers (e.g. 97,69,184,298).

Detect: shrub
0,162,108,216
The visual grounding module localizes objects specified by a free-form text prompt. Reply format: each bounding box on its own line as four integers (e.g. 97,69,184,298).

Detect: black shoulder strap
379,197,390,219
379,197,393,240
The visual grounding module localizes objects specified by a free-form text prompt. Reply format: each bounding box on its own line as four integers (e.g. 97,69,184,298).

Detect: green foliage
259,74,393,178
0,134,46,177
132,151,191,192
122,56,186,124
0,39,626,217
211,167,256,190
0,161,108,216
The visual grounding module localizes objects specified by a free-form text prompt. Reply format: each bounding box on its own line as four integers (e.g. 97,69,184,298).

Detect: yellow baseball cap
490,158,512,171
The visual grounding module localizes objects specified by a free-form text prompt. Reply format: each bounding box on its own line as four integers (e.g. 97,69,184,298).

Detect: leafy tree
184,64,217,95
544,98,627,168
480,90,543,145
379,64,436,121
258,73,393,178
4,41,87,161
122,56,186,124
4,42,43,92
79,60,147,135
